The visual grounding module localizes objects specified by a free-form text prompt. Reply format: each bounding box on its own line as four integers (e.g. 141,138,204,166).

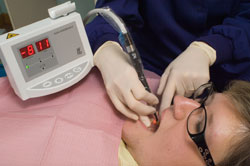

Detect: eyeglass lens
193,83,213,104
187,107,206,134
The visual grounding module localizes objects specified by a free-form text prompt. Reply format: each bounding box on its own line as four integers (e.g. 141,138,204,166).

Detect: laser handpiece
83,7,159,122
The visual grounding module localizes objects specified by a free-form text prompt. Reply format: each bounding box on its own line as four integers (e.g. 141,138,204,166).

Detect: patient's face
122,93,241,166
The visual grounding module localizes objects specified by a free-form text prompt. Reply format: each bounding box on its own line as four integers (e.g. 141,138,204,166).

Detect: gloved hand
157,41,216,112
94,41,159,127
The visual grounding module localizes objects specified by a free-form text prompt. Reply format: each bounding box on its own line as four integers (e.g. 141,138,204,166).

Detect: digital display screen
19,44,35,59
36,38,50,52
19,38,51,59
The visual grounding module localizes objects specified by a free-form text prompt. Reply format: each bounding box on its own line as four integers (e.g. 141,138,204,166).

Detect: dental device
0,1,93,100
83,7,159,122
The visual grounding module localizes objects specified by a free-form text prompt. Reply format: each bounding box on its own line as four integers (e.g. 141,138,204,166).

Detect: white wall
4,0,57,29
3,0,95,29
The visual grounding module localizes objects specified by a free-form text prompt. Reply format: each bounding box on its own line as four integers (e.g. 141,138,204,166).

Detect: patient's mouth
147,115,160,132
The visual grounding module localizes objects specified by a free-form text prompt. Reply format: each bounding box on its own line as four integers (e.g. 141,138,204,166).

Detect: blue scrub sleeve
85,16,120,53
197,1,250,67
240,69,250,81
85,0,143,53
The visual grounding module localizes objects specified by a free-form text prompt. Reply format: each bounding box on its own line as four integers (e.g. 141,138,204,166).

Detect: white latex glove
157,41,216,112
94,41,159,127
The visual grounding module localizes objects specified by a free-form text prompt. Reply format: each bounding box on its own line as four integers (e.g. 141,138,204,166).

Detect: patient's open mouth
147,114,160,132
148,123,159,132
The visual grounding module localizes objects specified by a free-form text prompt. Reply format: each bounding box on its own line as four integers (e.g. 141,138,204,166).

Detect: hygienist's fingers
157,67,170,95
132,83,159,106
140,115,151,127
175,82,185,96
109,93,139,120
194,75,210,90
159,77,176,113
182,78,195,97
123,90,157,116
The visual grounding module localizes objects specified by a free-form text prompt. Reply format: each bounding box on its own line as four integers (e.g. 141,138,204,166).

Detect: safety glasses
187,82,215,166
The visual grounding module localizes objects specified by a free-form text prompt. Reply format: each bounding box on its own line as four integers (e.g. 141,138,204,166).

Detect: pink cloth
0,67,160,166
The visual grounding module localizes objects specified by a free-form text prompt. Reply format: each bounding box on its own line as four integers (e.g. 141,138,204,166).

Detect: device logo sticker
6,33,19,39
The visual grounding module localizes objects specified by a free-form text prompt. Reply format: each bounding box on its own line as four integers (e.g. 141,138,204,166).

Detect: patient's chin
122,119,153,147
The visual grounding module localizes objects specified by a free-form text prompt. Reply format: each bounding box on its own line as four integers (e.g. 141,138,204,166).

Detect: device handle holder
83,7,127,34
48,1,76,19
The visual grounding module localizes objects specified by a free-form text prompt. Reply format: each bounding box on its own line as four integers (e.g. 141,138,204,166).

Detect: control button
40,64,46,70
65,72,74,79
73,66,82,73
43,81,52,88
54,77,63,84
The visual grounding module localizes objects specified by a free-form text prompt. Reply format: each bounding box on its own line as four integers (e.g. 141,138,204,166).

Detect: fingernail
140,116,151,127
133,115,139,120
154,99,159,105
148,108,156,115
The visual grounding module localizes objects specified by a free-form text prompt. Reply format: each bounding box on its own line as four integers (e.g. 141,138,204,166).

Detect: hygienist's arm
197,1,250,84
157,1,250,111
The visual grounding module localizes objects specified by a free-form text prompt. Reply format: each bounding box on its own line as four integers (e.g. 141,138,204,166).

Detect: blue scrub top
86,0,250,90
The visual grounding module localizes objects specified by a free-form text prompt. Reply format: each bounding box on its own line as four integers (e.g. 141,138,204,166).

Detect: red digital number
20,44,35,58
36,38,50,52
27,45,34,55
38,42,42,51
45,39,50,48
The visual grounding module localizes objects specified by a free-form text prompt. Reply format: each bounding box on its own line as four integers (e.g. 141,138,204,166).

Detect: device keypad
31,61,87,90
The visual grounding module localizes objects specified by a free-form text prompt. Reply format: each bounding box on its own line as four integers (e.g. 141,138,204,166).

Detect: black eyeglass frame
187,82,215,166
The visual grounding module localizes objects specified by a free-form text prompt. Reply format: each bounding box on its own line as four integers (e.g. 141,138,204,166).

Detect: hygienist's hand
94,41,159,127
157,41,216,112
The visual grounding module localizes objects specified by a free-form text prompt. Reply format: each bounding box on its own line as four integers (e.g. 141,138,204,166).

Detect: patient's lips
147,116,160,132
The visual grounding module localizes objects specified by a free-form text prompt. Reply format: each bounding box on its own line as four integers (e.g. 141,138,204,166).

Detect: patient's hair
218,80,250,166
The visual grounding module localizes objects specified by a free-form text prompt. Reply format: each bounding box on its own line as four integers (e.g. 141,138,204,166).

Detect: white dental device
0,1,93,100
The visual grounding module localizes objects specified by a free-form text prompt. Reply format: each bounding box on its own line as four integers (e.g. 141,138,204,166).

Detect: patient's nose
173,95,200,120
